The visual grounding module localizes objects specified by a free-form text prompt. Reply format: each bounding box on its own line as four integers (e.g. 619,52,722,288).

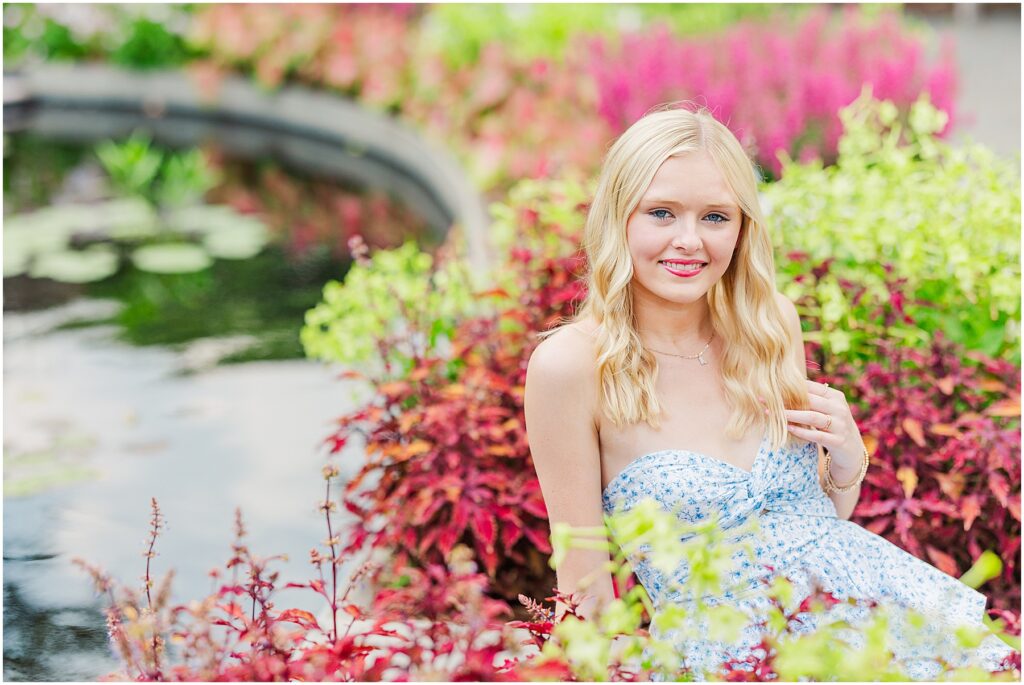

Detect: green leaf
202,219,269,260
28,246,119,283
958,550,1003,589
131,243,213,274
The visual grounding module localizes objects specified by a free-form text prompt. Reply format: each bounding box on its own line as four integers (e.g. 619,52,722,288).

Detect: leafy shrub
770,92,1021,363
788,256,1021,614
298,180,588,606
188,4,422,107
301,178,590,373
317,252,586,608
586,5,958,180
76,485,1019,681
2,4,195,67
300,238,480,374
419,4,806,71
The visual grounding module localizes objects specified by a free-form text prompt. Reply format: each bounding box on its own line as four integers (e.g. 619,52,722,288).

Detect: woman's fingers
786,422,845,450
784,409,830,429
806,378,831,397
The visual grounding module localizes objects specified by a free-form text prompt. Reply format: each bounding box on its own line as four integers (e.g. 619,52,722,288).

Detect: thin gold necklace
644,330,716,366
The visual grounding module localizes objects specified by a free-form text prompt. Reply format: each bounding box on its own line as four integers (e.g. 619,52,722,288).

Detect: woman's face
625,151,743,305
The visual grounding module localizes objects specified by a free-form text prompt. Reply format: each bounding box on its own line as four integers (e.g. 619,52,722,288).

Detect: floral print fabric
602,430,1018,680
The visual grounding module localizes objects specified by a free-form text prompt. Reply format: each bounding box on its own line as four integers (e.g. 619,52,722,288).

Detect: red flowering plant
319,185,590,609
790,258,1022,618
73,470,563,681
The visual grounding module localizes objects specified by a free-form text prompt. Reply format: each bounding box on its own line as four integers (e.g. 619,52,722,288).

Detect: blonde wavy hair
538,103,808,452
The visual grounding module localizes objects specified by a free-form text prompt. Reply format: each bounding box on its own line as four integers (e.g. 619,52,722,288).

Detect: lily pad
202,219,269,259
28,246,120,283
165,204,245,235
98,197,161,240
131,243,213,274
4,211,78,255
23,204,105,235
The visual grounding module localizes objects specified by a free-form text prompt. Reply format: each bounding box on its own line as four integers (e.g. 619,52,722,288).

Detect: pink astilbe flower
585,6,958,178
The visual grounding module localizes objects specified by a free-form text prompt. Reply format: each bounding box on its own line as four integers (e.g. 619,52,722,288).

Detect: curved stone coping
4,63,494,279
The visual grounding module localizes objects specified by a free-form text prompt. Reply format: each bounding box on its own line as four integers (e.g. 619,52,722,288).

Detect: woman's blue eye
648,209,729,223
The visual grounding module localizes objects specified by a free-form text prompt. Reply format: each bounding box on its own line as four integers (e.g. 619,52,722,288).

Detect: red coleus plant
328,222,588,607
793,262,1022,616
832,334,1021,613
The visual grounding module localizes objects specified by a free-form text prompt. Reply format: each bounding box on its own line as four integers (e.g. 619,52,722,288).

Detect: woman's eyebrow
641,198,736,210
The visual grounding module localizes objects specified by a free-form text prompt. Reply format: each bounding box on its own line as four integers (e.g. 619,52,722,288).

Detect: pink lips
661,261,706,278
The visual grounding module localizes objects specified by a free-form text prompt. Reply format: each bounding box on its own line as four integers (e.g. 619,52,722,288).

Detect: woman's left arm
775,292,863,521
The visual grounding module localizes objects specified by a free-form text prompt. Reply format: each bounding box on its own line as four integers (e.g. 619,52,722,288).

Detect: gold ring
823,414,833,431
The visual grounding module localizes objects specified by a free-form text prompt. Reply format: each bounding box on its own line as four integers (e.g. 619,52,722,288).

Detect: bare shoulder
526,319,600,420
529,320,599,378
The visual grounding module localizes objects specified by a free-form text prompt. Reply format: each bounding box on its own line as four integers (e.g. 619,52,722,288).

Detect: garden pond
3,132,434,680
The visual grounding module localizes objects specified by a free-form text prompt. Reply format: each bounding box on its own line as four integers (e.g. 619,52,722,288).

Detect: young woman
523,103,1018,679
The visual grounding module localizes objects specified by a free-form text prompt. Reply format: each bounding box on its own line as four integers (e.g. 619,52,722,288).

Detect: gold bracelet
823,444,870,494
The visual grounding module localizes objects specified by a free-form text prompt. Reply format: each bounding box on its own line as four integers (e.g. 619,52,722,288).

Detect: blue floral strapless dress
602,429,1019,681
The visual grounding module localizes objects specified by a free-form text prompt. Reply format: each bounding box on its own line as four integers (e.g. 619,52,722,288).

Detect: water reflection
3,132,418,678
4,302,370,679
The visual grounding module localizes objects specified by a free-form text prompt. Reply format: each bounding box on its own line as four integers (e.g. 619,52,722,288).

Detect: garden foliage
303,194,588,603
74,492,1019,681
770,91,1021,363
419,4,802,70
299,95,1021,619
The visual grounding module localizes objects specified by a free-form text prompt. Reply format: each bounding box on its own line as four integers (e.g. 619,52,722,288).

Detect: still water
3,134,427,680
4,299,371,680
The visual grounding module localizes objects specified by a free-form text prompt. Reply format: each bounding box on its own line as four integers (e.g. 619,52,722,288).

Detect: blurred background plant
418,4,803,71
770,90,1020,364
3,3,196,68
95,131,219,209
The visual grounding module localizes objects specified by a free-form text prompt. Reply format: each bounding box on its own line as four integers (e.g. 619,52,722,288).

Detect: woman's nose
670,219,702,251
